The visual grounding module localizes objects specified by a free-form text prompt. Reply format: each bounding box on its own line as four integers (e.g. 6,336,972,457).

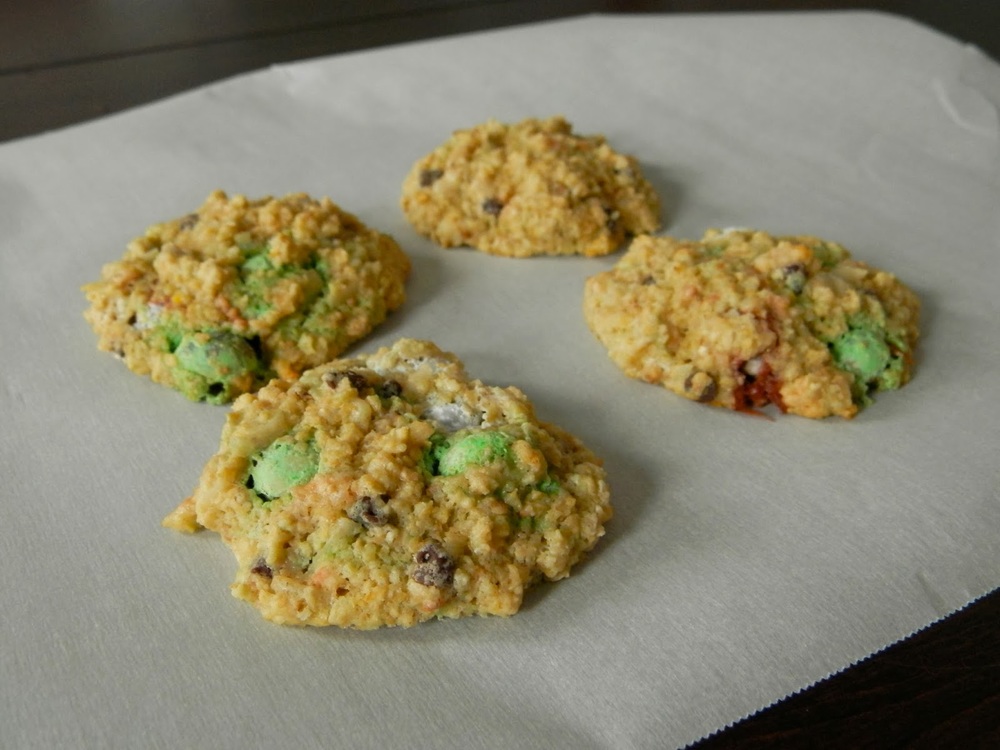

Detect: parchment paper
2,11,999,749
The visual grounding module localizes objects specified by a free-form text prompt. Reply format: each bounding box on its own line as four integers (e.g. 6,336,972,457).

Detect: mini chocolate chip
246,335,264,358
178,213,199,230
684,371,718,403
419,169,443,187
377,379,403,399
348,494,390,527
250,559,273,578
324,369,368,392
641,275,656,286
245,462,271,503
482,198,503,216
604,207,620,232
411,543,456,588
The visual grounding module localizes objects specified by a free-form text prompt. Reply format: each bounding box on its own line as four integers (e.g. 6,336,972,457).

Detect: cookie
583,229,920,419
400,116,661,258
163,338,612,628
82,190,410,403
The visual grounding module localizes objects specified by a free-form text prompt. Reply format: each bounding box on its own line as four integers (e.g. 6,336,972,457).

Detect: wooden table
4,2,998,746
4,0,999,144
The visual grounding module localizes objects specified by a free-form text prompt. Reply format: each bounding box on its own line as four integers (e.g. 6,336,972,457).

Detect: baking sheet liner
2,11,999,749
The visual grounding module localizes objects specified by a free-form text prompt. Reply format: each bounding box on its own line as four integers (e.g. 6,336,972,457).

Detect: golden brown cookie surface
164,339,612,628
583,229,920,419
83,190,410,403
401,116,661,258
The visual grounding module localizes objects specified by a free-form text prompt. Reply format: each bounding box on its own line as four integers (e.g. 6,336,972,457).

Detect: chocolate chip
245,468,271,503
178,213,199,230
348,494,390,527
482,198,503,216
684,371,718,403
377,379,403,399
324,369,368,392
605,206,620,233
419,169,443,187
250,559,273,578
246,335,264,359
411,543,456,588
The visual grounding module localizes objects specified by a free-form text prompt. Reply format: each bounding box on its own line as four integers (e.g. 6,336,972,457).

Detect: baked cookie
583,229,920,419
82,190,410,403
400,116,661,258
163,338,612,628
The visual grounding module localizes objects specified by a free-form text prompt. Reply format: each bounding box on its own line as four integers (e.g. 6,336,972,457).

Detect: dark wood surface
693,588,1000,748
4,2,998,747
3,0,999,143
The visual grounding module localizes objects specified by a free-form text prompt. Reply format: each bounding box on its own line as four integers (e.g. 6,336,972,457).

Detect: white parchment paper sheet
2,11,999,750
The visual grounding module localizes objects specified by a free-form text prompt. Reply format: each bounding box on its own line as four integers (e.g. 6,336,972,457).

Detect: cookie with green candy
583,229,920,419
164,338,612,629
82,190,410,403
